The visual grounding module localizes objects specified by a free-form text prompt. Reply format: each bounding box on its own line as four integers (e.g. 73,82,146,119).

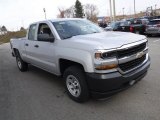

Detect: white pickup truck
10,18,150,102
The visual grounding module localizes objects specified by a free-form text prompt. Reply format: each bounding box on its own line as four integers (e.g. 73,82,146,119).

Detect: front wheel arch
59,59,85,75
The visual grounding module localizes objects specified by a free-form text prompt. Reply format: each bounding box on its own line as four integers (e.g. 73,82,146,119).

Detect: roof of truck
50,18,86,22
31,18,86,24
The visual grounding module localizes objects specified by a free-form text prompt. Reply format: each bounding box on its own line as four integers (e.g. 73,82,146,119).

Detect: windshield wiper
63,34,82,39
63,36,73,39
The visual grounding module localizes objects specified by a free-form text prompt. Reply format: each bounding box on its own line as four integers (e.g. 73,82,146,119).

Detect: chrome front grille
119,55,146,72
117,40,148,74
117,43,146,58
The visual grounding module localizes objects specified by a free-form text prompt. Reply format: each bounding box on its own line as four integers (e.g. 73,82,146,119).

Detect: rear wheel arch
14,49,28,72
13,48,20,57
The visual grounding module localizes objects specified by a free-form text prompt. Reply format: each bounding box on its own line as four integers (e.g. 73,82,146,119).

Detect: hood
58,31,146,51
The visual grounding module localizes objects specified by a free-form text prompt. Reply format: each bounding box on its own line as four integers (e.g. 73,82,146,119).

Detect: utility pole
151,6,153,16
123,8,125,19
109,0,112,22
155,4,157,16
134,0,136,17
113,0,116,21
43,8,47,19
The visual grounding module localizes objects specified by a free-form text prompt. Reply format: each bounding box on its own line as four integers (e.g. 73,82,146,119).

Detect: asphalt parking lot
0,37,160,120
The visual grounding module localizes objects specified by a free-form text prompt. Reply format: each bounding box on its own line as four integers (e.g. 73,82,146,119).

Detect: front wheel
63,66,89,103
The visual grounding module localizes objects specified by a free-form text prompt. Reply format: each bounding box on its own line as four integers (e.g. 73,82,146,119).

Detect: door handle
34,45,39,48
25,43,29,46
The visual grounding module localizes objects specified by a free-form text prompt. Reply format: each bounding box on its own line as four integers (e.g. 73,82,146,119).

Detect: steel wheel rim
66,75,81,97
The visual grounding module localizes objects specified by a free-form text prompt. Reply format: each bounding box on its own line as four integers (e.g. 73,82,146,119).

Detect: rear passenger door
24,24,39,65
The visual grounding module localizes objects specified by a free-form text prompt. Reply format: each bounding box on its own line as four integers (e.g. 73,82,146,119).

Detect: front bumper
86,57,150,99
145,30,160,35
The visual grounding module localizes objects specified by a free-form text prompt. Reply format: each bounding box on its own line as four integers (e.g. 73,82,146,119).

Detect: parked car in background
98,22,107,28
117,21,131,32
117,18,148,35
145,19,160,37
104,21,121,31
140,16,154,21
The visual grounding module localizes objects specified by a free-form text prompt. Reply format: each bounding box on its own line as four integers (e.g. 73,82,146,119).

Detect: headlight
146,41,149,49
94,50,118,71
101,51,117,59
95,50,117,59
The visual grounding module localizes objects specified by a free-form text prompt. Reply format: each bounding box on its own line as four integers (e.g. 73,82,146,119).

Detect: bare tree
57,6,75,18
57,7,65,18
57,4,99,20
65,6,75,18
85,4,99,23
20,27,25,31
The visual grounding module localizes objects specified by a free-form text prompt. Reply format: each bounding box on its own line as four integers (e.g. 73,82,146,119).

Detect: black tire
63,66,89,103
15,50,28,72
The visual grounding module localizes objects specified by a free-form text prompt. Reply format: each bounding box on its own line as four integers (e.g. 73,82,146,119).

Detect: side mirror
38,34,54,42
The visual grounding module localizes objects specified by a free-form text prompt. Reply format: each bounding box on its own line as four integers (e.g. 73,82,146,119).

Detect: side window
38,23,54,37
28,24,37,40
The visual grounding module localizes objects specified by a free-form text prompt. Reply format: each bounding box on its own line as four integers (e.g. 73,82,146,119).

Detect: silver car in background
145,19,160,37
104,21,121,31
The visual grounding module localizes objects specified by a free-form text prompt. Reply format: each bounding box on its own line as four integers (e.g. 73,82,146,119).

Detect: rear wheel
63,66,89,103
15,50,28,72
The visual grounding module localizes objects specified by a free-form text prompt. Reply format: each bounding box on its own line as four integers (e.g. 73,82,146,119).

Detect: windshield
120,21,130,26
52,20,103,39
109,22,120,28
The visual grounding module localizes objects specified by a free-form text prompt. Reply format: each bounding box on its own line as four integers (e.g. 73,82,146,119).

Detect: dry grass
0,30,26,44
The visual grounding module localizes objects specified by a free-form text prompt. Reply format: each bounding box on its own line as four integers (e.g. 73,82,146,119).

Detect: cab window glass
28,24,36,40
38,23,53,37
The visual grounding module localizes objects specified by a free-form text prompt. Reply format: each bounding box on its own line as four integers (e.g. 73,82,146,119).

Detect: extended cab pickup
10,18,150,102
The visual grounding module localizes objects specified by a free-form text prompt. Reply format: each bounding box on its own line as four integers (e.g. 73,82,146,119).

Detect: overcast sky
0,0,160,30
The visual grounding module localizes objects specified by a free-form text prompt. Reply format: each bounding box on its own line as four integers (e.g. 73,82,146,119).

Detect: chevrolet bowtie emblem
136,51,144,58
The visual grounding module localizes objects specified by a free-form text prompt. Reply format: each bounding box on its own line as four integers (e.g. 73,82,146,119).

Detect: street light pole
123,8,125,19
155,4,157,16
113,0,116,21
43,8,47,19
134,0,136,17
